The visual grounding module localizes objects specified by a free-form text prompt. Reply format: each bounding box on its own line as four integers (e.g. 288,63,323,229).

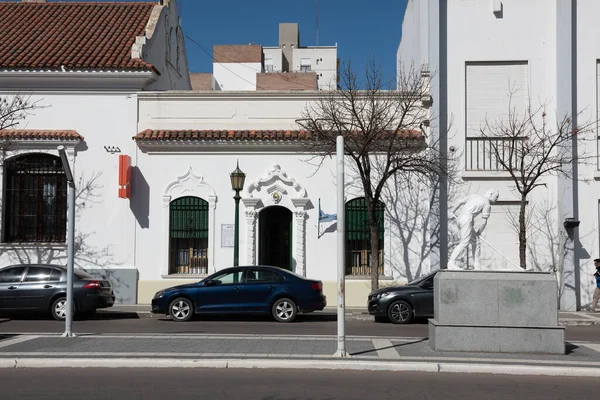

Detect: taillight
83,281,101,289
311,281,322,291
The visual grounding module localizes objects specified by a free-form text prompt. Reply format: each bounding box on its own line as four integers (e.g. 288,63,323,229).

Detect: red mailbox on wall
118,154,131,199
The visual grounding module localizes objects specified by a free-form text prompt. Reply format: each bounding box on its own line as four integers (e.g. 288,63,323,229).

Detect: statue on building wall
448,189,499,270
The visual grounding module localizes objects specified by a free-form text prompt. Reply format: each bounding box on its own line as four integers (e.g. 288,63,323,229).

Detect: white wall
213,63,261,90
134,92,431,303
0,91,138,275
142,0,191,91
262,48,283,72
399,0,600,308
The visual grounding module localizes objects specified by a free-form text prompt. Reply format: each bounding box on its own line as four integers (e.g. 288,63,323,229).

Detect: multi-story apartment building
191,23,338,91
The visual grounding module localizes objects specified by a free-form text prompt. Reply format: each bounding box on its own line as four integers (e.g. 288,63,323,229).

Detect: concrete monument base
428,270,565,354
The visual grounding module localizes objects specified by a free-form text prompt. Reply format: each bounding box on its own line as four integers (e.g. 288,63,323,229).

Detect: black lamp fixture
230,161,246,267
230,161,246,192
563,218,580,230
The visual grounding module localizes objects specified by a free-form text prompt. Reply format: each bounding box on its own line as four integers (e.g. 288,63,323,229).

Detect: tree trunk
519,195,527,269
366,197,381,291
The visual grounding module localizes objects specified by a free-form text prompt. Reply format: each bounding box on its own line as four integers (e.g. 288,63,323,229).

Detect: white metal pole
63,181,76,337
58,146,76,338
335,135,349,357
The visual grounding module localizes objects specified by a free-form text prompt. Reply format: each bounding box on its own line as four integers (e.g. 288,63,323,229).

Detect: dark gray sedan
367,271,436,324
0,264,115,320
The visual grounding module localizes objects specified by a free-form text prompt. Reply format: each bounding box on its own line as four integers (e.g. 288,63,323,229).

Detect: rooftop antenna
316,0,319,46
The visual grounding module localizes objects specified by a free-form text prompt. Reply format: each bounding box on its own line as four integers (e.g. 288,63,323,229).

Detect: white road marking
371,338,400,359
0,335,39,349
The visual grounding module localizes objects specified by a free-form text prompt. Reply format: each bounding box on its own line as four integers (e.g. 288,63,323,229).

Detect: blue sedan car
151,265,326,322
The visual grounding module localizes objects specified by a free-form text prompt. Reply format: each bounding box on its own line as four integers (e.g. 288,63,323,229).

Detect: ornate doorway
258,206,292,270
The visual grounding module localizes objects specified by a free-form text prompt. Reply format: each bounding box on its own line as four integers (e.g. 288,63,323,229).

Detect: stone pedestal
429,270,565,354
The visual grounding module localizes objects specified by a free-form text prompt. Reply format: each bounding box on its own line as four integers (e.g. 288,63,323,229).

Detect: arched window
345,197,385,276
169,196,209,274
3,154,67,243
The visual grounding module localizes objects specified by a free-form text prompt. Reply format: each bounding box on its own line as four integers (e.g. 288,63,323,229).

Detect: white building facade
399,0,600,310
132,91,428,304
0,0,190,304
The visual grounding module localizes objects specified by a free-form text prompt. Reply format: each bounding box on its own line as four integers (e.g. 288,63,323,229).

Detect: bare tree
0,94,42,131
297,60,446,290
480,95,594,269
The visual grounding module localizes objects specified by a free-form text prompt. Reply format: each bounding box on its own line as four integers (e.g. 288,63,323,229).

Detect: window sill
461,170,516,180
161,274,208,279
345,275,393,281
0,243,66,250
593,170,600,180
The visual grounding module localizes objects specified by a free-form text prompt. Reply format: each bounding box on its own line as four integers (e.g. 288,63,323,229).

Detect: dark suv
0,264,115,320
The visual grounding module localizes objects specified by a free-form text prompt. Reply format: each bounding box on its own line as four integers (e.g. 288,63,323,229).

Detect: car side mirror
420,281,433,290
204,280,218,287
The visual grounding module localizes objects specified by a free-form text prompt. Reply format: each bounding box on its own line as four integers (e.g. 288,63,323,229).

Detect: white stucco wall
262,48,283,72
0,91,139,282
141,0,191,91
134,91,430,303
398,0,600,309
213,63,261,91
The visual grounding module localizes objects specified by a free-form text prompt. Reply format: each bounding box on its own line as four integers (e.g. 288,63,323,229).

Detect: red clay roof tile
0,129,83,141
133,129,424,142
0,2,155,72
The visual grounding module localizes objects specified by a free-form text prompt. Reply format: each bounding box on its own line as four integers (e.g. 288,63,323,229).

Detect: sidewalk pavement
1,331,600,376
96,304,600,326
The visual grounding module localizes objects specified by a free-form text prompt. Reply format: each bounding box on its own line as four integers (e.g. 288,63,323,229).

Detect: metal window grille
3,154,67,243
169,196,209,274
345,198,384,276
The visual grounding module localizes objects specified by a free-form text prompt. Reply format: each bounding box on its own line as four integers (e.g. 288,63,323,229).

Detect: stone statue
448,189,499,270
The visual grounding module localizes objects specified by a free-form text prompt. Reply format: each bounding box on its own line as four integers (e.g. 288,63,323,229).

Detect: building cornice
0,70,157,91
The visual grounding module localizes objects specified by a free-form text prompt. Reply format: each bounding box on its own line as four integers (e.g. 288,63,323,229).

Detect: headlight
375,292,392,299
154,290,166,299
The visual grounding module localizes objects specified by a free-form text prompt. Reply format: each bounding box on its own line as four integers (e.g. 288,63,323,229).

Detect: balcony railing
465,137,527,171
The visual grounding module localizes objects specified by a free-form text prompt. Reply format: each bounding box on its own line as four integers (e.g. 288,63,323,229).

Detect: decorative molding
245,210,258,265
241,163,310,276
161,168,218,276
245,164,307,199
164,167,217,200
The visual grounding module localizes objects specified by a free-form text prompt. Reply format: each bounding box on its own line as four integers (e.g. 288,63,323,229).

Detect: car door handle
268,286,275,290
234,287,240,291
43,285,52,289
8,286,17,290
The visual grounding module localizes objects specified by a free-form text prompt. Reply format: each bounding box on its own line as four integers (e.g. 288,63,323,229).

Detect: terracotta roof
0,2,156,72
134,129,423,142
0,129,83,141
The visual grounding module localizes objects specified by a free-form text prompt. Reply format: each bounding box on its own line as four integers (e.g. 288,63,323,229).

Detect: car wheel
387,300,414,324
169,297,194,322
374,316,389,323
272,298,297,323
51,297,75,321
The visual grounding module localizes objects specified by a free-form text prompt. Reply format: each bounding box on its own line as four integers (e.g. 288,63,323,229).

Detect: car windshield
408,270,438,285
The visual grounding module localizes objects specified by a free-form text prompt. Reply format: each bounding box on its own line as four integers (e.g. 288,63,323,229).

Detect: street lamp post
57,146,76,338
230,162,246,267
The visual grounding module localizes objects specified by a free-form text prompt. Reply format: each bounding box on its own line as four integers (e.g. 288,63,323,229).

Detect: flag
318,199,337,223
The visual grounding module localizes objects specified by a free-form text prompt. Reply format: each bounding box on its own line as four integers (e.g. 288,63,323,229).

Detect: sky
33,0,408,83
180,0,408,82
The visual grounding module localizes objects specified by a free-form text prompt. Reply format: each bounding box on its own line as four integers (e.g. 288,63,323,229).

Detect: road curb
2,357,600,376
97,311,597,325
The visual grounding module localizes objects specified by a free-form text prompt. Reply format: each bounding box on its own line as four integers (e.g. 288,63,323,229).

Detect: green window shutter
169,196,209,239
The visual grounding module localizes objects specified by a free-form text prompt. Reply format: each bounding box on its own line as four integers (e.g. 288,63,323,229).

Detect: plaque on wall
221,224,235,247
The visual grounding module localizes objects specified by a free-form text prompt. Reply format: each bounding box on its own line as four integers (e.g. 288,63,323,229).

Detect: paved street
0,368,596,400
1,312,600,342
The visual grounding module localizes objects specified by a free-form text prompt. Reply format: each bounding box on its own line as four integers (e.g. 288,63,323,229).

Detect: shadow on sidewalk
350,338,429,356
